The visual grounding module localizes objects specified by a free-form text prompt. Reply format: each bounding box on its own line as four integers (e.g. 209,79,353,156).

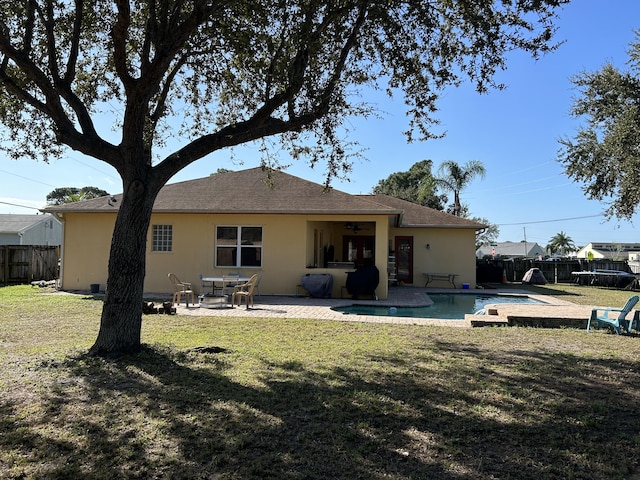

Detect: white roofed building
476,241,546,259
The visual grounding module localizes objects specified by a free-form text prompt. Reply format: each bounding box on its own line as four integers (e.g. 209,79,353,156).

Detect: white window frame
215,225,263,268
151,224,173,252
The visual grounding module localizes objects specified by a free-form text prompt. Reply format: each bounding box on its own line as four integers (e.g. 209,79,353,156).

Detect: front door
395,236,413,284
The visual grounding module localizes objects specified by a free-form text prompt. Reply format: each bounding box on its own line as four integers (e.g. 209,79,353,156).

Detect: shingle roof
0,214,52,234
477,241,544,257
360,194,486,229
43,167,399,215
42,168,484,230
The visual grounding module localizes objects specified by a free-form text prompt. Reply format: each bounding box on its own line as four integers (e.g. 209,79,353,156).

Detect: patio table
199,276,251,308
201,276,251,295
423,272,458,288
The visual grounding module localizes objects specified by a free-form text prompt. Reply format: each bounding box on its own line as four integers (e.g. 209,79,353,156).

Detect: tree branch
141,0,158,71
41,0,61,81
0,13,118,165
112,0,135,90
64,0,84,84
149,55,187,123
153,3,367,183
31,1,100,140
21,0,37,56
249,3,354,126
315,4,367,116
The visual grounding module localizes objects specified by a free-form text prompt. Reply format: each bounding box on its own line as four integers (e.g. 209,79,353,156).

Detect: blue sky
1,1,639,248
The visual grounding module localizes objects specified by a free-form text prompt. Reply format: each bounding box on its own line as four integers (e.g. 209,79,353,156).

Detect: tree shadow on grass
519,284,584,298
2,341,640,479
426,338,640,475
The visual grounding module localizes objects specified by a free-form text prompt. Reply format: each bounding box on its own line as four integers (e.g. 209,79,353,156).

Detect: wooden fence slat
0,245,59,284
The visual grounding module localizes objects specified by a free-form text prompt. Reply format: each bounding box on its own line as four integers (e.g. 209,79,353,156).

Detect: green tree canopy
372,160,445,210
546,231,576,256
559,30,640,220
473,217,499,250
46,186,110,205
435,160,486,217
0,1,567,356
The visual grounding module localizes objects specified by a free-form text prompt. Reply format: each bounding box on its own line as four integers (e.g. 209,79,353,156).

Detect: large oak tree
0,0,567,356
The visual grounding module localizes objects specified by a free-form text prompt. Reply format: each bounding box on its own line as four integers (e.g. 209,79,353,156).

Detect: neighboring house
476,241,545,259
43,168,485,299
0,214,62,246
576,242,640,260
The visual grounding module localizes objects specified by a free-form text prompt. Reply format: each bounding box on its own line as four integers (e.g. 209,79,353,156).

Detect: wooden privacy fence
477,258,631,284
0,245,60,284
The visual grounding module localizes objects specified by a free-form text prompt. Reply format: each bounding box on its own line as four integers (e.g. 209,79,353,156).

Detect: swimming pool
332,293,544,319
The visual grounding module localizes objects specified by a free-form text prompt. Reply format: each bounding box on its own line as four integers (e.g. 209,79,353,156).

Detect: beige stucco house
43,168,484,299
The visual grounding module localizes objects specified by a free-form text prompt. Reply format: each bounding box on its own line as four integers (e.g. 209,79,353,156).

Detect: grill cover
301,273,334,298
346,266,380,297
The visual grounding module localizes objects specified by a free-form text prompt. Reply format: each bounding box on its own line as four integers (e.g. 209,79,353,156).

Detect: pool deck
173,286,595,329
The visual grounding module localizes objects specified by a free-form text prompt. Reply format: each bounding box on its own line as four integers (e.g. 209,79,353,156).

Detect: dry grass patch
1,284,640,479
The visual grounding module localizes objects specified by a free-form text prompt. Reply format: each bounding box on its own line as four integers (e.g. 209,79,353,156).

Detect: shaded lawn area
1,285,639,479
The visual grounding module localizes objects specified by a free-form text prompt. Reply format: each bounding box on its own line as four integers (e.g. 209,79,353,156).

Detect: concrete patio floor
173,285,595,329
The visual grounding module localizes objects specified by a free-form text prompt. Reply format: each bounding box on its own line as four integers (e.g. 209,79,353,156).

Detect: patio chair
168,273,196,307
231,274,259,309
253,274,263,297
586,295,639,334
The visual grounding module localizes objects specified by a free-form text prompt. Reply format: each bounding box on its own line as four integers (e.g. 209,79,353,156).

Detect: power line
497,213,604,226
471,174,561,195
0,200,42,210
1,156,118,189
0,168,57,188
490,160,556,180
67,156,118,178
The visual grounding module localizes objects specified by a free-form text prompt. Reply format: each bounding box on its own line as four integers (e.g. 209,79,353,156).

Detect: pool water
332,293,543,319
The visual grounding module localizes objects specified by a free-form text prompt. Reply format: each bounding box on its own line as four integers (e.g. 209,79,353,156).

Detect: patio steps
466,308,509,327
467,304,591,329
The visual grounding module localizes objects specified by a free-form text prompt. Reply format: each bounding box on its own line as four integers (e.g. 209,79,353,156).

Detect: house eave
44,207,399,216
400,223,487,230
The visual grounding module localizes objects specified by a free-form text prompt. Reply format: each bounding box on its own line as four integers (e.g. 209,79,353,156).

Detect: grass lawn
1,284,639,479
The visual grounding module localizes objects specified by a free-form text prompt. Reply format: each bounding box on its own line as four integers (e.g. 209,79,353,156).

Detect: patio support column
375,218,389,300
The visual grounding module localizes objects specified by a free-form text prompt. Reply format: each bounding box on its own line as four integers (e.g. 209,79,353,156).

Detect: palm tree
434,160,486,216
546,231,576,257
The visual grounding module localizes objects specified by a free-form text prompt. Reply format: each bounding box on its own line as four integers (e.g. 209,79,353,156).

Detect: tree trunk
453,191,461,217
88,178,157,356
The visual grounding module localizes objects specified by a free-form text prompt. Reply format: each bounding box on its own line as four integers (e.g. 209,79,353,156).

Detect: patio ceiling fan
344,222,368,233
